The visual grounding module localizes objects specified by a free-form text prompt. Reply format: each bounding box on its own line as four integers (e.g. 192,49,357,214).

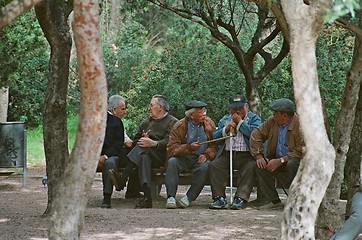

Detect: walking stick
229,127,234,204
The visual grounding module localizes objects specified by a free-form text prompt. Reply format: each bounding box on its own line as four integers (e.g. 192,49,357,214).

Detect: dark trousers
209,150,256,201
127,145,165,188
256,157,300,202
102,156,140,195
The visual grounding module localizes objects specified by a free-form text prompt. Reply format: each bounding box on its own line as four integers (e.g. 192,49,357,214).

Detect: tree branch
0,0,43,28
335,17,362,41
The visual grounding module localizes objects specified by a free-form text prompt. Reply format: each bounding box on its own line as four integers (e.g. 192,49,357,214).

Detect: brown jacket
250,114,305,161
166,116,217,161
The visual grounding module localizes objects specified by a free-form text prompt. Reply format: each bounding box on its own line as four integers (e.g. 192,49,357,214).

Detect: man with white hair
165,100,217,209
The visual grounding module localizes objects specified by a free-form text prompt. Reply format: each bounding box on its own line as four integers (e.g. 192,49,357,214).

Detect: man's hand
231,113,242,124
138,137,157,148
98,155,107,168
142,130,151,138
188,142,200,151
124,140,133,148
204,119,215,133
197,154,207,163
256,157,268,169
225,123,236,134
256,157,282,172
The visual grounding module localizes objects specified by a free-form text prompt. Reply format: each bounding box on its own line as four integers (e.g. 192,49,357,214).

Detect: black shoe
101,199,111,209
108,169,126,191
247,199,269,208
135,198,152,209
125,191,144,199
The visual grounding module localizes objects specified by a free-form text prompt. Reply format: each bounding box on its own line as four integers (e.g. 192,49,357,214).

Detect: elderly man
99,95,140,208
250,98,305,210
110,95,177,208
209,94,261,210
165,100,217,209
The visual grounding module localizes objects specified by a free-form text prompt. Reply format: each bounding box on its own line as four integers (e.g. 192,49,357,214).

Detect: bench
149,167,290,197
100,166,290,198
109,167,245,197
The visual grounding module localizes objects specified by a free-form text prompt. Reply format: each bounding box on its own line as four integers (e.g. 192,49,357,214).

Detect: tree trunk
346,84,362,215
35,1,73,216
0,87,8,122
316,12,362,238
280,0,334,239
48,0,107,238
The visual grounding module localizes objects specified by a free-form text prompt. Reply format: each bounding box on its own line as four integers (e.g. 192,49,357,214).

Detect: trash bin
0,122,26,167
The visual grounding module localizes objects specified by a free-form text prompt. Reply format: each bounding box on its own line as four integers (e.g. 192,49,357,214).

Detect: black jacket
101,112,125,158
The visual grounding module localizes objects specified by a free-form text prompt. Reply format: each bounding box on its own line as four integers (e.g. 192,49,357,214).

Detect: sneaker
209,196,228,209
178,195,190,208
257,201,284,210
230,197,247,210
166,197,177,209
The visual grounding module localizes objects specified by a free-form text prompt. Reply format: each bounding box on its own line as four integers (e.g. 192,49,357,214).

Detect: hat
185,100,207,110
228,95,247,108
269,98,295,112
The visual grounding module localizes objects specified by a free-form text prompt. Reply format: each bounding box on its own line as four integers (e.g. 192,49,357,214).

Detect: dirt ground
0,163,354,240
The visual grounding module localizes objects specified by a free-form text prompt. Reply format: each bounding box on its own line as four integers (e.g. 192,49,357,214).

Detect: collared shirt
276,120,292,158
186,119,208,156
225,115,249,152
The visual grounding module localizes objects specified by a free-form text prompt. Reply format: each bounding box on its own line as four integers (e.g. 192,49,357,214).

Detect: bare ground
0,163,354,240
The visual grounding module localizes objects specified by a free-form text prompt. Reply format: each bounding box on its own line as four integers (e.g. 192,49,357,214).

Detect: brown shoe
108,169,126,191
135,198,152,209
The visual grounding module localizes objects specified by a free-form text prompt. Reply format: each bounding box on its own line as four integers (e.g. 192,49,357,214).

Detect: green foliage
259,24,351,133
124,20,245,136
102,19,156,96
324,0,361,23
258,58,294,120
0,11,49,127
317,24,353,133
27,114,79,164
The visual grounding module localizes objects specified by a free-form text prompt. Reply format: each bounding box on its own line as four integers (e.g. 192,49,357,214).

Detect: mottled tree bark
345,83,362,215
280,0,334,239
0,0,42,28
35,1,73,216
48,0,107,238
316,12,362,239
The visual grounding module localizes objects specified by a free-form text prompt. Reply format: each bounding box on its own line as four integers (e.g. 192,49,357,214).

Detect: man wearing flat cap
250,98,305,210
209,94,261,210
165,100,217,209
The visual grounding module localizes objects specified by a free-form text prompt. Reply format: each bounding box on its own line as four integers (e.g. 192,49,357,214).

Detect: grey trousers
331,191,362,240
127,145,165,188
256,157,300,202
165,156,210,202
102,156,140,195
209,151,256,201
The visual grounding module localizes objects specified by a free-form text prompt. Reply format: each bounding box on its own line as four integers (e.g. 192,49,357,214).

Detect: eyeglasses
149,103,159,108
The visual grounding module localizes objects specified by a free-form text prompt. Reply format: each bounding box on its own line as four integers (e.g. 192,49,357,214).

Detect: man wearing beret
250,98,305,209
209,94,262,210
165,100,217,209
